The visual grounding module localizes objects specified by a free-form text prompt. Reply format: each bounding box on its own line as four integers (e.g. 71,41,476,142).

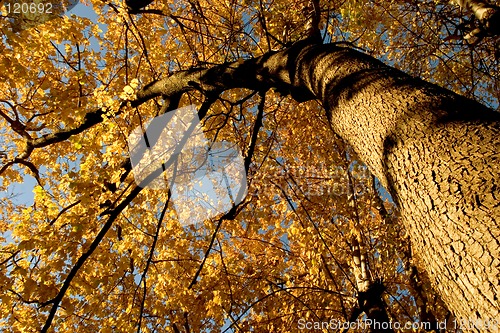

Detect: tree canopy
1,0,499,332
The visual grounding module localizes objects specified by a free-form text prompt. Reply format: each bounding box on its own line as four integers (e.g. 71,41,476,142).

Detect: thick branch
11,38,322,169
40,184,143,332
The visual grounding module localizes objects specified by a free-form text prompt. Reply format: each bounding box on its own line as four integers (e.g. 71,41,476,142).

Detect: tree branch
450,0,500,36
40,184,143,332
244,90,266,171
136,191,171,333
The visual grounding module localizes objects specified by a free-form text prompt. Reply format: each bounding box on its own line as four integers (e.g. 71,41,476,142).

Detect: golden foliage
1,0,496,331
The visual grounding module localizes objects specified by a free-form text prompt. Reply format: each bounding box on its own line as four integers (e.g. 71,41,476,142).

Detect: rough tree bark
286,40,500,328
136,39,500,327
33,38,499,331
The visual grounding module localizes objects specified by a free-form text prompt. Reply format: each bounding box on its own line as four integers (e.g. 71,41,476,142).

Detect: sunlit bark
134,39,500,327
451,0,500,35
290,41,500,327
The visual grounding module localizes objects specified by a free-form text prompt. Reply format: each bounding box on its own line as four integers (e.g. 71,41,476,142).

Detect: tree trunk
351,236,394,332
287,42,500,328
134,40,500,327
